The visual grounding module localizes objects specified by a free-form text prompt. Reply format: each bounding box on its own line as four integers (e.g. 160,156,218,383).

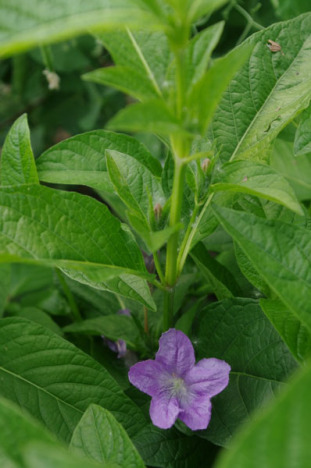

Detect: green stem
163,287,174,331
56,269,82,322
234,4,264,31
165,158,187,287
177,193,214,275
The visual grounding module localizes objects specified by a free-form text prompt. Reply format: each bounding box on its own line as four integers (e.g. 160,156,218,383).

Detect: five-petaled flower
128,328,230,430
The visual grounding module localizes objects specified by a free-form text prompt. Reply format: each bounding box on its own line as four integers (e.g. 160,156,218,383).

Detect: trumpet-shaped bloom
128,328,230,430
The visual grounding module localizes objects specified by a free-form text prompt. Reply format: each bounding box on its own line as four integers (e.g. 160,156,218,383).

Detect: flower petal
149,394,180,429
185,358,231,398
155,329,195,376
179,394,212,430
129,359,164,397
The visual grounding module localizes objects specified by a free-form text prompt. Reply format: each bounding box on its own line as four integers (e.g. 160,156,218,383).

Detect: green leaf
191,242,241,299
189,41,253,133
106,150,165,222
36,130,161,191
184,22,224,94
234,244,270,297
212,13,311,162
273,0,310,19
63,315,143,349
83,66,159,101
211,160,303,215
9,306,62,335
23,443,113,468
271,138,311,201
107,100,184,136
0,264,10,316
194,298,297,446
260,298,311,363
0,317,147,442
0,396,57,467
0,114,38,186
294,104,311,156
0,0,158,58
214,359,311,468
70,404,145,468
0,184,155,310
212,204,311,332
187,0,229,23
133,425,218,468
98,29,171,98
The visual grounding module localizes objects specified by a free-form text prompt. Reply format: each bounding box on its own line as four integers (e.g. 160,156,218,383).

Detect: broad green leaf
0,264,10,316
98,29,171,97
294,105,311,156
189,42,252,133
212,13,311,162
191,242,241,299
215,359,311,468
211,160,303,215
194,298,297,446
107,100,184,136
234,244,270,297
0,184,155,310
106,150,166,223
271,138,311,201
36,130,161,191
63,315,143,349
0,114,38,186
184,22,224,94
9,306,62,335
0,0,158,58
83,66,158,101
133,425,218,468
212,204,311,332
23,443,113,468
0,396,57,467
0,317,147,442
70,404,145,468
260,298,311,363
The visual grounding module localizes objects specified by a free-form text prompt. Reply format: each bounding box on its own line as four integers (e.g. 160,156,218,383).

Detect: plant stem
153,251,165,284
234,4,264,31
177,193,214,274
165,158,186,287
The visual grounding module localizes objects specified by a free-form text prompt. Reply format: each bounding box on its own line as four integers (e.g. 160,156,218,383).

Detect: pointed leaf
36,130,161,191
70,404,145,468
212,13,311,162
83,66,158,101
0,0,158,58
211,160,303,215
0,184,155,309
0,317,147,442
212,204,311,332
98,29,171,97
107,100,184,136
189,42,253,133
0,114,38,186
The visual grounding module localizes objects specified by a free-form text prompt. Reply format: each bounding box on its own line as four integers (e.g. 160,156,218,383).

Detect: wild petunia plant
0,0,311,467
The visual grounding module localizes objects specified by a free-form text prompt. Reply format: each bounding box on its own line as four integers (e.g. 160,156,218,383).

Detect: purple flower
128,328,230,430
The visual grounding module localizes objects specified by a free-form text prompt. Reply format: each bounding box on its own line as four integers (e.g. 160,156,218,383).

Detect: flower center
169,373,188,399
